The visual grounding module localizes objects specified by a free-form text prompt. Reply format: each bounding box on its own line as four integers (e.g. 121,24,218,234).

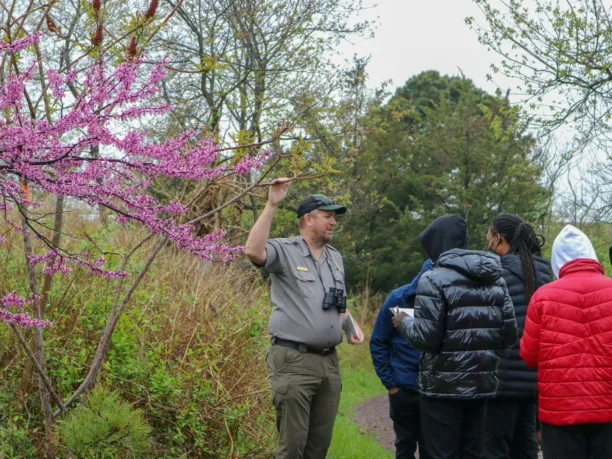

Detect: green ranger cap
296,194,347,218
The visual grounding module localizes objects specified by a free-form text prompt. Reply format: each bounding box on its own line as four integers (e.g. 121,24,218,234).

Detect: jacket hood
551,225,598,279
501,254,552,283
438,249,503,283
419,215,469,262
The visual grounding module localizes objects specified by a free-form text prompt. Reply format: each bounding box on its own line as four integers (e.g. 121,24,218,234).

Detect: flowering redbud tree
0,0,282,441
1,32,274,324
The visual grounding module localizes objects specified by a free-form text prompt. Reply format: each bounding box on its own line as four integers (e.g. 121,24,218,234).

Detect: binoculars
322,287,347,313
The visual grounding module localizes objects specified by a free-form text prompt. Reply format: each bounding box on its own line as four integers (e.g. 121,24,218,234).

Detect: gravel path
352,395,543,458
352,395,396,453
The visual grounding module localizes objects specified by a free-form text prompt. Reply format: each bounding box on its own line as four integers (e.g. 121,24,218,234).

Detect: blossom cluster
0,32,274,327
0,293,51,328
0,33,42,53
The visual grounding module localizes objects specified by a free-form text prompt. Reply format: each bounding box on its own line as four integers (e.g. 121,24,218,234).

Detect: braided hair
490,214,545,302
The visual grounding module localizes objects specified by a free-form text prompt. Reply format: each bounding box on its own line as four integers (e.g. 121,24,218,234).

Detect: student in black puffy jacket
393,214,518,459
485,214,553,459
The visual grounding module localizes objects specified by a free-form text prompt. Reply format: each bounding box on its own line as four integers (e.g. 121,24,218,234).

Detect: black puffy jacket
496,254,553,398
402,249,518,399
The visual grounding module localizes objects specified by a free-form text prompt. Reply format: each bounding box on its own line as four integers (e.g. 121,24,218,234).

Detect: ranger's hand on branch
267,178,291,208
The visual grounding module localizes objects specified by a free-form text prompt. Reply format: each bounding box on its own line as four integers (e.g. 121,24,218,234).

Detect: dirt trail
352,395,543,458
352,395,396,453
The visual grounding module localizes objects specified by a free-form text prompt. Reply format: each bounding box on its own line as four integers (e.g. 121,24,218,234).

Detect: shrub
56,387,151,458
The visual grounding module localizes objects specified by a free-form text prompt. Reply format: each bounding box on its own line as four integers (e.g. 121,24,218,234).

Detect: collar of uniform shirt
299,236,328,264
299,236,339,293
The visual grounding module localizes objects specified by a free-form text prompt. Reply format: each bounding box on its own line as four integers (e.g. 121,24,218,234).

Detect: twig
256,173,326,187
186,155,281,225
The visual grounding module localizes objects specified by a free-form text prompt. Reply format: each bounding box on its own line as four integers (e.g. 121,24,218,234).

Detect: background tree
470,0,612,143
152,0,373,230
336,71,549,292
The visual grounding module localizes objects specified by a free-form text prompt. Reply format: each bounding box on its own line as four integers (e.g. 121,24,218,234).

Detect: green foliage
335,71,549,293
589,225,612,276
327,369,393,459
0,402,38,458
0,216,275,457
56,387,151,458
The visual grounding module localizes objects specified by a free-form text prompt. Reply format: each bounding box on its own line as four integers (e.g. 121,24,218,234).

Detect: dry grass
0,208,277,457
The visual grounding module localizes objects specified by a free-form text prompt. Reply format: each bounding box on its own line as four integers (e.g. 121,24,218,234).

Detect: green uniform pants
266,343,342,459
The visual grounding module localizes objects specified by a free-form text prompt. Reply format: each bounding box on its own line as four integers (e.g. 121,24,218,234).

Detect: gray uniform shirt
262,236,346,348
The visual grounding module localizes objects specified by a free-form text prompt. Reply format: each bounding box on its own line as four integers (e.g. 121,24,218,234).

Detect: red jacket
520,258,612,426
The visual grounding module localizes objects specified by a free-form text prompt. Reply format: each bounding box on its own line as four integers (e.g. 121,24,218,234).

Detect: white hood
551,225,598,279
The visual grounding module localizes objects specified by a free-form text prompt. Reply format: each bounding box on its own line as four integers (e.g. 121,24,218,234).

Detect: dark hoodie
400,215,518,399
419,214,469,262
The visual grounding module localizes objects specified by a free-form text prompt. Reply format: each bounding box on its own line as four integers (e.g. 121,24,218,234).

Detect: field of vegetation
1,205,609,457
1,0,612,457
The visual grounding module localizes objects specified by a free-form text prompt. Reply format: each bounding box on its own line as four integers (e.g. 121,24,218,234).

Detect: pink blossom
0,75,26,109
66,71,77,84
0,33,42,53
233,151,274,174
0,293,52,329
1,292,33,308
162,202,189,215
46,70,66,99
0,309,52,328
0,37,276,329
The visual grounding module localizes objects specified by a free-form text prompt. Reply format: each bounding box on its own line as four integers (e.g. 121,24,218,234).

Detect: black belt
272,337,336,356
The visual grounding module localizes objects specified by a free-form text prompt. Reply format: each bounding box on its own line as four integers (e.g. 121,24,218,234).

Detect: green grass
327,342,394,459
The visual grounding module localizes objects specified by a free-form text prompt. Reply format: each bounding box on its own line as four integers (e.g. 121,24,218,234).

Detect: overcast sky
338,0,606,189
340,0,509,95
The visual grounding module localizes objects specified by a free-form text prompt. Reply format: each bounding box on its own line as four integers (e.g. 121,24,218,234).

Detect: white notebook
391,306,415,317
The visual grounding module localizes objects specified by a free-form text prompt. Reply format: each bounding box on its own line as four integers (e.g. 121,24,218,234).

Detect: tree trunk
21,195,65,396
21,215,56,458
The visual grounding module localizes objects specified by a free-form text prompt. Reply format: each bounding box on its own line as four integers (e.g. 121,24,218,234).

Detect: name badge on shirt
296,266,308,272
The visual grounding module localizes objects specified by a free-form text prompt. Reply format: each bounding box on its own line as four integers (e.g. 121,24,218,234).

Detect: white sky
340,0,506,94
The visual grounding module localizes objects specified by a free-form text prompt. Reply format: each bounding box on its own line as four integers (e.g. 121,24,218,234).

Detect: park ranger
245,178,365,459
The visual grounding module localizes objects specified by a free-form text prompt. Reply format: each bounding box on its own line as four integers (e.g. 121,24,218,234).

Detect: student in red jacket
520,225,612,459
